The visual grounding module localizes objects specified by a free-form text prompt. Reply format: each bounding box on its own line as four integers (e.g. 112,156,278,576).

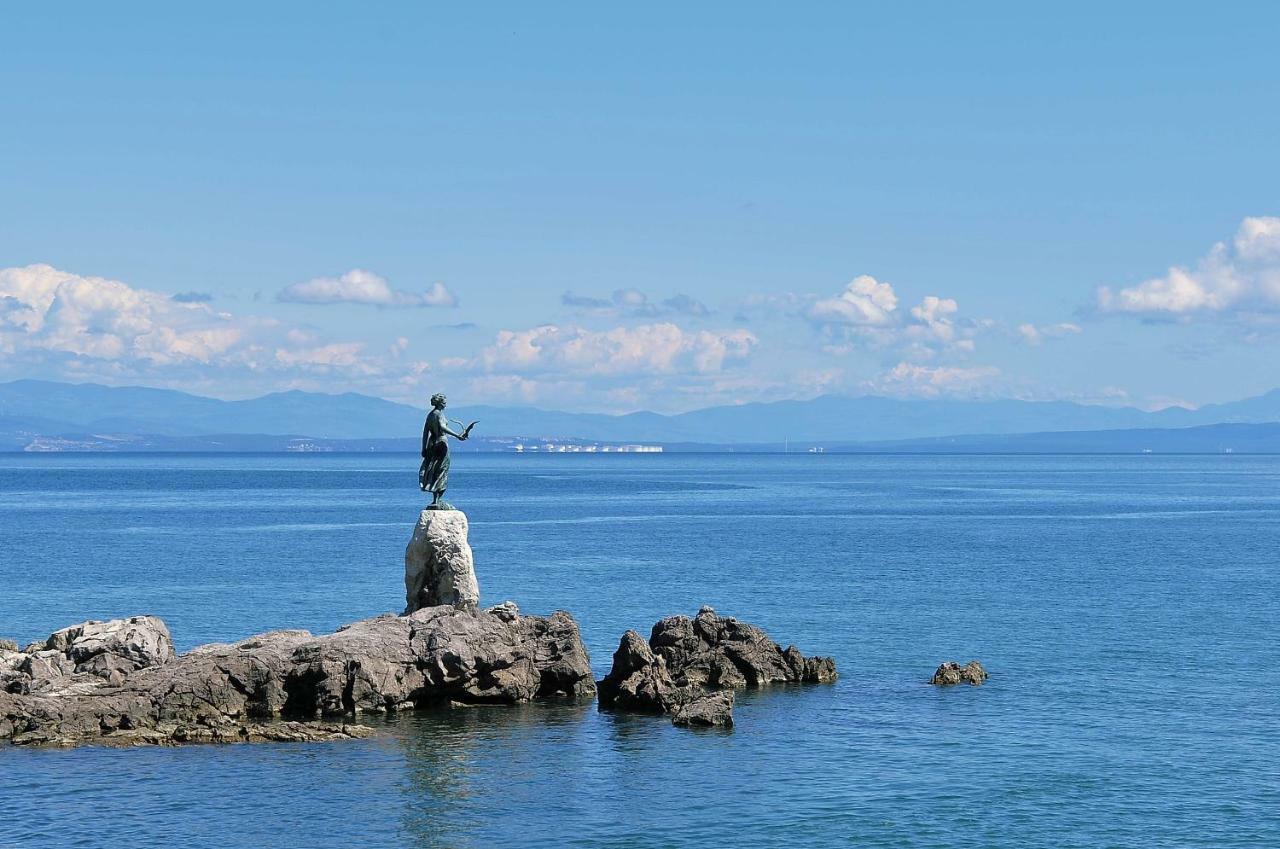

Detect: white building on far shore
512,442,663,453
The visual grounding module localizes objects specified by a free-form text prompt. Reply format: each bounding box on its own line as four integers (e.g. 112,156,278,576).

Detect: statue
419,393,477,509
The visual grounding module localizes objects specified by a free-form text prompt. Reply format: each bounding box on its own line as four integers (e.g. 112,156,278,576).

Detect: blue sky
2,3,1279,412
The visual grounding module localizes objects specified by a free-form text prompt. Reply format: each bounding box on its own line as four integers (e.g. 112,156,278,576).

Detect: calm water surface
1,453,1277,848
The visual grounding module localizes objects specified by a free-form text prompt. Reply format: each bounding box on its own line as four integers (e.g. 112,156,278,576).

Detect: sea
0,452,1277,848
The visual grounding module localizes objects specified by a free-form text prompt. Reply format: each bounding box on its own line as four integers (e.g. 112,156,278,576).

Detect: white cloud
0,264,247,365
279,269,457,307
803,276,990,362
474,323,757,377
806,275,898,326
1234,216,1280,262
864,362,1001,398
1097,216,1280,316
906,295,959,345
422,321,762,412
1017,322,1082,346
273,341,366,368
0,264,428,398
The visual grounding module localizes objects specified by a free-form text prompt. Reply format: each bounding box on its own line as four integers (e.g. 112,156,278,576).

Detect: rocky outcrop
1,603,594,747
597,630,680,714
1,615,175,694
598,606,836,728
671,691,734,728
405,509,480,613
929,660,988,685
649,606,838,687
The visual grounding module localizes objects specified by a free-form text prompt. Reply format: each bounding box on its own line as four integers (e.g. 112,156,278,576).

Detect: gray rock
930,660,988,686
42,615,176,683
64,616,175,669
599,606,837,729
0,639,17,652
597,630,676,713
3,616,174,694
405,509,480,613
1,606,594,748
671,691,734,728
0,649,28,695
486,601,520,623
15,651,76,693
650,606,838,688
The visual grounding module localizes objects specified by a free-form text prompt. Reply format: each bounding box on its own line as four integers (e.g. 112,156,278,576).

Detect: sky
2,2,1279,413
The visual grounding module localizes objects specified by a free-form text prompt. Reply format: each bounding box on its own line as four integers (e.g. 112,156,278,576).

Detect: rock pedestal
404,509,480,613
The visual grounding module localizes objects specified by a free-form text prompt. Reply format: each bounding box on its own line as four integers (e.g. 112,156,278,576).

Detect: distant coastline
4,379,1280,454
5,420,1280,455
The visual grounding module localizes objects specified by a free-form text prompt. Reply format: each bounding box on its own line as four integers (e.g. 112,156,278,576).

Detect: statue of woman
419,393,476,509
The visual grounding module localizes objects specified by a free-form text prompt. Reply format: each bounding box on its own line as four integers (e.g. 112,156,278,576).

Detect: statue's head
430,393,447,409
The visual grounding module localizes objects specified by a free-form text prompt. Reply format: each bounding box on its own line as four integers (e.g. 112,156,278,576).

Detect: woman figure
419,393,475,508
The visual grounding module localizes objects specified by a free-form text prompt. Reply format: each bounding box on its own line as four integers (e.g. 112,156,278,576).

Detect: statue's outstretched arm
441,418,478,441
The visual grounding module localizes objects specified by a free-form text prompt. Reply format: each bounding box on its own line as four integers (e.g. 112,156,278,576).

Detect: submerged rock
1,606,594,748
929,660,988,686
405,509,480,613
599,606,836,729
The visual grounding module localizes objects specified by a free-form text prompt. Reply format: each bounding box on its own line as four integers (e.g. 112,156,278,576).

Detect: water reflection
383,702,596,848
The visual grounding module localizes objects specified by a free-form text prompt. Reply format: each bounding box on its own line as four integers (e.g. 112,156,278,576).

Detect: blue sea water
0,452,1277,848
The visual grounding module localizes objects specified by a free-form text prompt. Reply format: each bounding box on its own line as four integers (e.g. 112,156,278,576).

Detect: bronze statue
420,393,476,509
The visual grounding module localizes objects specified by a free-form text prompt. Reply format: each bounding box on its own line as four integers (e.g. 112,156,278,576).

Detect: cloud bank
561,288,709,318
803,275,990,362
0,264,425,397
1097,216,1280,317
475,323,756,377
279,269,457,308
1017,322,1082,346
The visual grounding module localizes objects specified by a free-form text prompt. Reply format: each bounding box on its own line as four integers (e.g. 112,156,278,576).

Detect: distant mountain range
3,378,1280,452
844,422,1280,454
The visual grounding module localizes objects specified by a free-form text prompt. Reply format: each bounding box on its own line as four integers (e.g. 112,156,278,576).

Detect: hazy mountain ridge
843,422,1280,453
3,379,1280,448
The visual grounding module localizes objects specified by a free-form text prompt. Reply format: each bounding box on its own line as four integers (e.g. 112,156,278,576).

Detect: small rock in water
671,691,734,728
598,606,837,729
929,660,988,686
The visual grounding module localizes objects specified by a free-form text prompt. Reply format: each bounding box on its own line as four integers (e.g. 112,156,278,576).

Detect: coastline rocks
671,691,734,728
599,606,836,729
930,660,988,686
405,509,480,613
51,616,176,683
597,630,677,714
1,615,176,694
1,606,594,748
650,606,838,688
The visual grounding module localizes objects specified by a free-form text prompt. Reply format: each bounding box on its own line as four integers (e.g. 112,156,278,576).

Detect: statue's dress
420,434,449,495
